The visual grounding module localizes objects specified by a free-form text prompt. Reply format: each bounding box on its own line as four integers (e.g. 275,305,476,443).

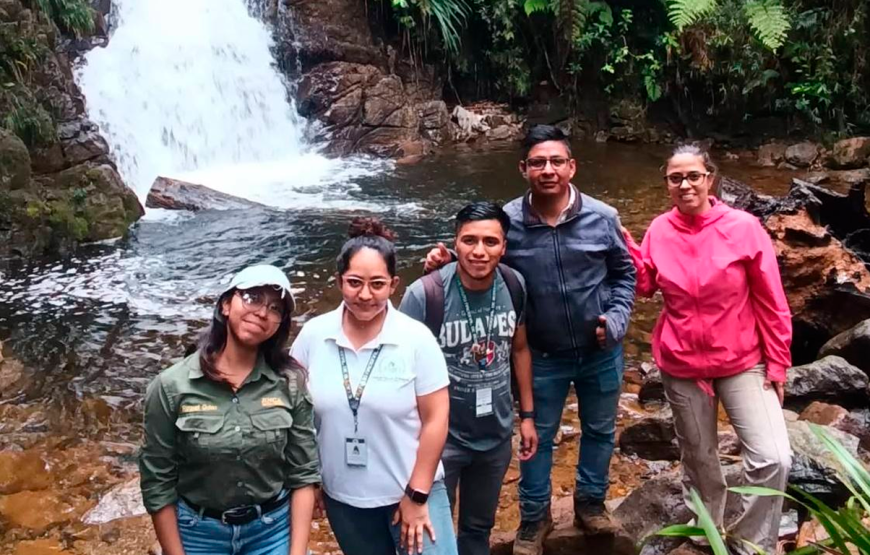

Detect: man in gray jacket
424,125,636,555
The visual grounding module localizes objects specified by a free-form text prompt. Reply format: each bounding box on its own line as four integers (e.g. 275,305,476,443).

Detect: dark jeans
324,480,458,555
442,439,513,555
518,345,624,523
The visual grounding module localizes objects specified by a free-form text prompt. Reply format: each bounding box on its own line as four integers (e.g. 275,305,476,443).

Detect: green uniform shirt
139,352,320,514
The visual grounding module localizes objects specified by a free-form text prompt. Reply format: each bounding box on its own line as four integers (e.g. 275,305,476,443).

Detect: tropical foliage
653,424,870,555
372,0,869,134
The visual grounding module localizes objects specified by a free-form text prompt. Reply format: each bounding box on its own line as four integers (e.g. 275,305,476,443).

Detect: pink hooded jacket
625,198,792,391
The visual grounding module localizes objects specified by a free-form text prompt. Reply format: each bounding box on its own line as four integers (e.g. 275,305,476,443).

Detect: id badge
345,437,368,467
475,387,493,417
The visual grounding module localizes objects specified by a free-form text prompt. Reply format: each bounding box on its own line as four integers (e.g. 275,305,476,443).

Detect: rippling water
0,142,796,442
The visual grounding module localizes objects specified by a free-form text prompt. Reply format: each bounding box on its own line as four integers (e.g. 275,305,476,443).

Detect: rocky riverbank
0,0,143,259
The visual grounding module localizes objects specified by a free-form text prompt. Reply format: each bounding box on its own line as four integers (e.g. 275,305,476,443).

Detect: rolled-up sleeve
284,372,321,490
139,378,179,514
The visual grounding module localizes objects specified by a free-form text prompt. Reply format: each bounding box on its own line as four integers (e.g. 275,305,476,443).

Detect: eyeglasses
525,157,570,170
236,290,285,322
664,172,711,187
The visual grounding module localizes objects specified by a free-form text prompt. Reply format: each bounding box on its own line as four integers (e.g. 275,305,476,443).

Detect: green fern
33,0,95,38
743,0,790,50
667,0,718,30
523,0,551,16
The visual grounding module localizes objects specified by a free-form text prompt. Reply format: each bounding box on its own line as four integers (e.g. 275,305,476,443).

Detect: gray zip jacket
502,186,636,356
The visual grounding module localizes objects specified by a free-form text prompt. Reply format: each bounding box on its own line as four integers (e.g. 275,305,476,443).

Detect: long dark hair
196,289,305,384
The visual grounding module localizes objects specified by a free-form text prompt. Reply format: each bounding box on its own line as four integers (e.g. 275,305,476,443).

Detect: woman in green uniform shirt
139,264,320,555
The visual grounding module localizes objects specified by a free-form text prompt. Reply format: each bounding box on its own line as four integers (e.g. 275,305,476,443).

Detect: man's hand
423,242,451,274
764,378,785,406
518,419,538,461
596,315,608,349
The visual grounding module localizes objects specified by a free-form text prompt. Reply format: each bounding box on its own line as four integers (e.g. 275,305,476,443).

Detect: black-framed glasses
664,171,710,187
525,157,570,170
236,290,285,322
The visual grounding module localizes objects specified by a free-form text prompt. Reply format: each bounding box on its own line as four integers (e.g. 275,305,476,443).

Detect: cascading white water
76,0,384,209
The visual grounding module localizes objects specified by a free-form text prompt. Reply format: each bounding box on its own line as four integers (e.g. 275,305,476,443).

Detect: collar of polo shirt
325,301,404,350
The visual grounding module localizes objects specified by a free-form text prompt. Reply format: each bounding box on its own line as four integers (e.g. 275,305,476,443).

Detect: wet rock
718,176,870,363
615,465,743,555
618,410,679,461
83,477,146,524
718,428,741,457
452,105,490,138
787,419,859,500
799,401,849,426
638,367,665,405
0,129,31,191
417,101,450,144
0,490,88,532
59,119,111,166
819,318,870,375
831,137,870,169
785,356,869,409
785,142,819,167
146,177,267,211
757,142,787,167
594,131,610,143
0,450,51,494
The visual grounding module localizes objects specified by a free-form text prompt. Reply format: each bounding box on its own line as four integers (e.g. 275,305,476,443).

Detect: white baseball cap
223,264,296,312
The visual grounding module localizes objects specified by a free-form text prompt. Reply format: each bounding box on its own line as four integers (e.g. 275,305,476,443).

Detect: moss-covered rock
0,129,32,191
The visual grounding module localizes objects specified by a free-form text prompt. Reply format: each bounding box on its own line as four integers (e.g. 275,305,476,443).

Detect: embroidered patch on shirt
261,397,285,408
180,404,219,413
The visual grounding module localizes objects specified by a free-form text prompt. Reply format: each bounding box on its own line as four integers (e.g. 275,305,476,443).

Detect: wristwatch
519,410,536,420
404,484,429,505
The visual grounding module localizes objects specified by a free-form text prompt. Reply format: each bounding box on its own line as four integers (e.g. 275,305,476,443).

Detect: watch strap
519,410,536,420
404,484,429,505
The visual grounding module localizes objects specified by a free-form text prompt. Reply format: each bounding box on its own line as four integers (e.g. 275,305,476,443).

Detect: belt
182,493,286,525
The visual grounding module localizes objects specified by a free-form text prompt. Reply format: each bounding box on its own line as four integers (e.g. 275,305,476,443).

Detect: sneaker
513,513,554,555
573,498,618,536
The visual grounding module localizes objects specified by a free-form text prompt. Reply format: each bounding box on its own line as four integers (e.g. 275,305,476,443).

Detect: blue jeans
324,480,458,555
518,346,624,523
177,492,290,555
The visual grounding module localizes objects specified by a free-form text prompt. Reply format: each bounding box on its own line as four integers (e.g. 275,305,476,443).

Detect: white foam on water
76,0,383,210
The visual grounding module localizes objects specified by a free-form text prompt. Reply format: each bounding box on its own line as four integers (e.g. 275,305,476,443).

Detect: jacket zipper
552,227,579,354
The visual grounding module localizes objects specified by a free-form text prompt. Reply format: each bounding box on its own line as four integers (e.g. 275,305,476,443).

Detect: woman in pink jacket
623,144,792,554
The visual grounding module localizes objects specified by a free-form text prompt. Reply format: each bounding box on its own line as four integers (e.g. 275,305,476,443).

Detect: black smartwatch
519,410,536,420
404,484,429,505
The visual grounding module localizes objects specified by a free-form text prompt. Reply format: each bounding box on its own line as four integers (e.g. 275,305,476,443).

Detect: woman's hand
764,378,785,406
392,496,436,554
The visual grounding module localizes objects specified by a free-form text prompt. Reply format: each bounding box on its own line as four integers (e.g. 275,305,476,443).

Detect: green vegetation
32,0,95,38
374,0,869,134
652,424,870,554
0,0,95,147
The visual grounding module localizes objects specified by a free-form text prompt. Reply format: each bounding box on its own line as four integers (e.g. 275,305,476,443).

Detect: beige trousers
662,365,792,554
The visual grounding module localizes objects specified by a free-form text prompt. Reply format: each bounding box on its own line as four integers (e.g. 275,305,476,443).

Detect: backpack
420,264,525,339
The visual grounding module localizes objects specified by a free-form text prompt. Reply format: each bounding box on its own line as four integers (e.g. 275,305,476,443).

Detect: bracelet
519,410,536,420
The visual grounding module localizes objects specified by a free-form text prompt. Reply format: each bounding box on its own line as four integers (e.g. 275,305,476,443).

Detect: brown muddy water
0,141,800,553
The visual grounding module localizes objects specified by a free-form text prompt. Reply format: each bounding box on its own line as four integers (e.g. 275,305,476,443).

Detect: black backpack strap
421,271,445,338
497,263,525,321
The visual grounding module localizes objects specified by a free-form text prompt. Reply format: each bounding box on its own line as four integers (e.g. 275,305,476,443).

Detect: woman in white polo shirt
291,217,456,555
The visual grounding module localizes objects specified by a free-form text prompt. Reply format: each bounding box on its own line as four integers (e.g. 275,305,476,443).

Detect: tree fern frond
523,0,551,16
744,0,790,50
667,0,718,30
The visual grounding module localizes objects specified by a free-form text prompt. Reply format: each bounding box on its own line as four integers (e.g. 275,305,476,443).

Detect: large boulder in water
785,356,869,410
785,142,820,167
718,176,870,363
146,177,267,211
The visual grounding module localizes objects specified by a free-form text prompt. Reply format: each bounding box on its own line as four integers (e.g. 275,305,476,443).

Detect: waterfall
76,0,371,207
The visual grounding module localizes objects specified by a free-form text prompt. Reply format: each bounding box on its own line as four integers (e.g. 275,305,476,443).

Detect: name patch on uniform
261,397,285,408
180,404,218,413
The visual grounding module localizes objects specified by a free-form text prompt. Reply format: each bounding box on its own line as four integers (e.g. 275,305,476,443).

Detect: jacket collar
522,184,582,227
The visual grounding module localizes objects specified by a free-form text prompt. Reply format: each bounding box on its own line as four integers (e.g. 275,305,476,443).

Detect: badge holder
345,437,368,467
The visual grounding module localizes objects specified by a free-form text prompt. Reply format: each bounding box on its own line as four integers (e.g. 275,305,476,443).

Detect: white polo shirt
291,302,449,508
